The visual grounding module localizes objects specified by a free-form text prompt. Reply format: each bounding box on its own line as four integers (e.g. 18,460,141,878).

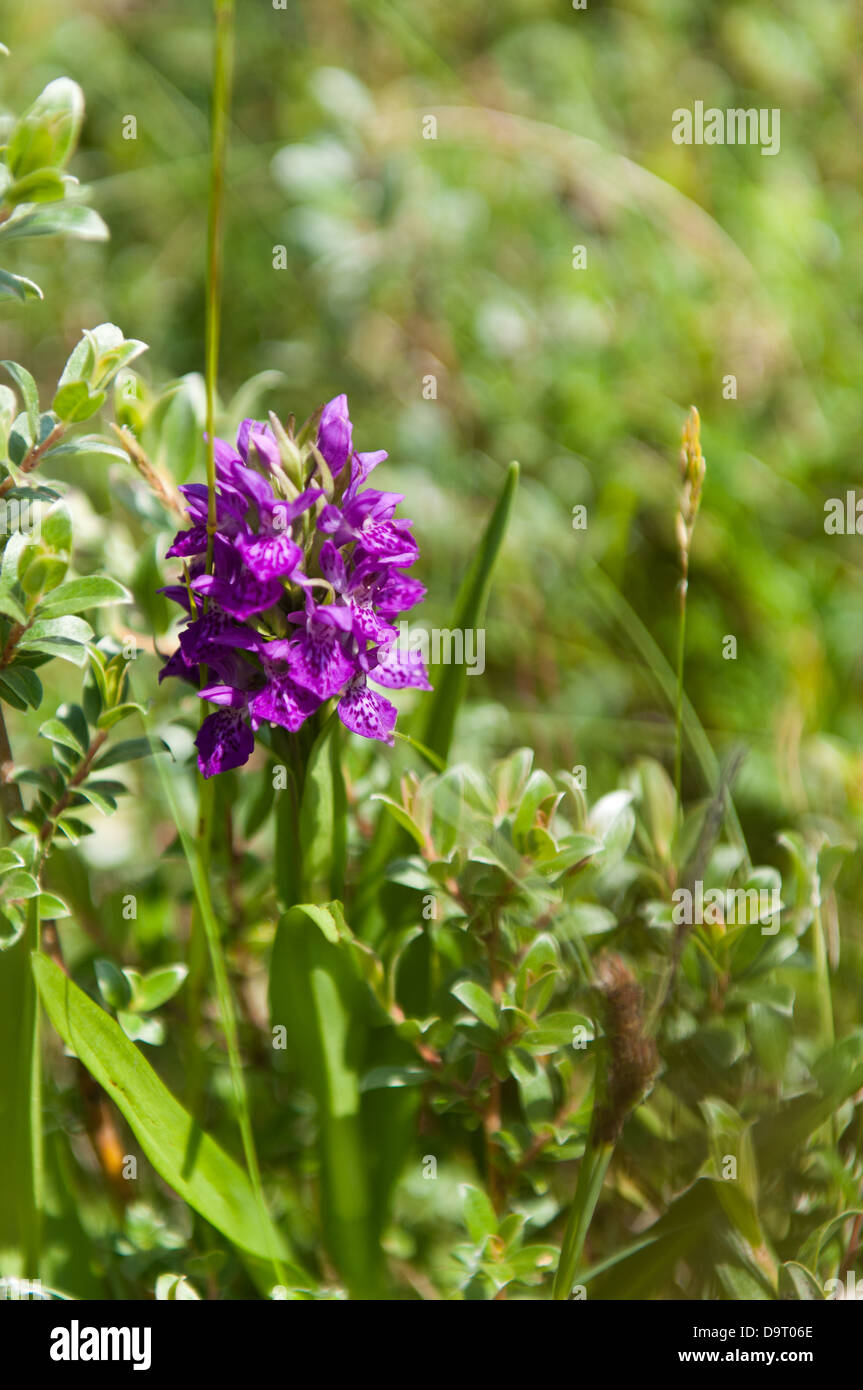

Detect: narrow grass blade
353,462,519,941
583,557,751,871
418,460,518,760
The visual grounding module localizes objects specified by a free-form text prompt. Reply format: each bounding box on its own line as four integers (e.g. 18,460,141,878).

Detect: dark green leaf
94,958,132,1011
39,717,86,755
0,665,42,709
36,575,131,615
93,737,169,770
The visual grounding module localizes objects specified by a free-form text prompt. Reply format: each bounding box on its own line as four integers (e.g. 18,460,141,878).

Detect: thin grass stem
674,576,687,807
169,0,285,1289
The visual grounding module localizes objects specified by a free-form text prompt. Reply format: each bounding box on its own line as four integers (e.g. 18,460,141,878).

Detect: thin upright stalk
811,898,834,1047
204,0,234,559
177,0,284,1288
673,407,705,807
673,576,687,807
195,0,233,893
191,839,287,1289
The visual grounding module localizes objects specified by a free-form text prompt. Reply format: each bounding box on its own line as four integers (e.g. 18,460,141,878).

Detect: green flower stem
811,897,834,1048
584,558,751,874
174,0,284,1288
673,576,687,808
810,894,838,1155
188,831,287,1290
204,0,234,560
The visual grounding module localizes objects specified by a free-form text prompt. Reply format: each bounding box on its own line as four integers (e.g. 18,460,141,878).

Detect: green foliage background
6,0,863,817
2,0,862,1300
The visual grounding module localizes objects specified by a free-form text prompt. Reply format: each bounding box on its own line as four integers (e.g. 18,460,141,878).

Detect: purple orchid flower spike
160,396,430,775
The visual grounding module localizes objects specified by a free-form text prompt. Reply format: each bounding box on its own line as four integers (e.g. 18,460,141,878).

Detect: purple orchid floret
370,644,433,691
195,708,255,778
338,676,398,745
160,399,431,777
288,600,357,700
316,394,353,477
237,418,280,471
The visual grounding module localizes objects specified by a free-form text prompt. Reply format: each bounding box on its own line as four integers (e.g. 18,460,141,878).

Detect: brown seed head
593,954,659,1144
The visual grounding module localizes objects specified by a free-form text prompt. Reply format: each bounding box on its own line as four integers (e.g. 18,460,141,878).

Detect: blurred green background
3,0,863,915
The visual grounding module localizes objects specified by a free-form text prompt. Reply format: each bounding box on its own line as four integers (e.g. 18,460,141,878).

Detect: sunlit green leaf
32,953,297,1266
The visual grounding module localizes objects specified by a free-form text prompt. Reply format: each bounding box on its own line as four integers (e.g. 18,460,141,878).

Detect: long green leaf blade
0,919,41,1276
32,952,295,1268
352,461,519,942
418,459,518,760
